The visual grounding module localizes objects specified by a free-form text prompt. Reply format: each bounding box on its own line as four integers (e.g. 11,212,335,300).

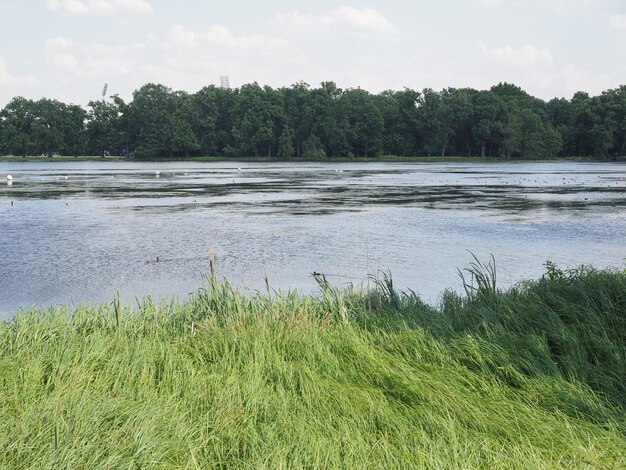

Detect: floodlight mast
101,83,108,101
220,76,230,90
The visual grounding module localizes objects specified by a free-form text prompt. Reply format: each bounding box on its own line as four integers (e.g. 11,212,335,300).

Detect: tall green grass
1,262,624,468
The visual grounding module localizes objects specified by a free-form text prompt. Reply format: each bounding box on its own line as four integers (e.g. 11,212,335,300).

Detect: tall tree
191,86,220,156
86,99,123,156
342,88,384,157
127,83,176,158
471,90,507,157
0,97,36,156
1,80,625,159
127,84,198,158
283,82,312,158
307,82,350,158
171,91,200,158
231,83,283,157
277,125,296,158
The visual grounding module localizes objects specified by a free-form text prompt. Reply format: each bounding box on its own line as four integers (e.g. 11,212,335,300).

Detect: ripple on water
0,160,624,316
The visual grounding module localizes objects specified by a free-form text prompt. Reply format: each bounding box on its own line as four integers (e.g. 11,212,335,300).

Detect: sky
0,0,625,107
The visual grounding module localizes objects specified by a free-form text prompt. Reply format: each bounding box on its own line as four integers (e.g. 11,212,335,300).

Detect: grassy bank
0,156,125,162
0,154,614,163
1,263,625,468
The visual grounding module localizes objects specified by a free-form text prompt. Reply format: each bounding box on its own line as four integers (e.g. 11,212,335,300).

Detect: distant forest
1,82,625,159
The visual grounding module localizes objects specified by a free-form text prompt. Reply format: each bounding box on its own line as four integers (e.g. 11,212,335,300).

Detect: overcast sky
0,0,625,107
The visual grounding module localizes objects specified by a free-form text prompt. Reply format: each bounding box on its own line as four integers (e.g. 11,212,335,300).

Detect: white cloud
0,54,39,87
45,35,74,48
39,24,310,97
536,1,626,36
527,65,615,96
540,0,594,9
476,41,615,98
46,0,153,16
5,3,618,107
467,0,502,7
479,42,553,68
609,13,626,30
165,24,288,52
159,24,310,90
539,0,614,16
0,3,18,12
274,7,394,34
44,35,147,79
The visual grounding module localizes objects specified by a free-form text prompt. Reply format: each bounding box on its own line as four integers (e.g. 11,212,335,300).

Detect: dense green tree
0,97,86,156
502,108,523,159
375,89,420,156
111,95,130,156
503,105,561,159
569,92,596,156
471,91,507,157
418,88,476,157
416,88,468,156
232,83,283,157
546,97,574,155
416,88,442,156
191,86,220,156
171,92,200,158
1,80,624,159
127,84,199,158
588,88,626,158
342,88,384,157
62,103,88,156
86,99,123,156
493,82,562,159
450,88,477,157
277,125,296,158
307,82,350,157
127,84,176,158
0,97,36,156
36,99,65,155
302,133,325,159
283,82,312,158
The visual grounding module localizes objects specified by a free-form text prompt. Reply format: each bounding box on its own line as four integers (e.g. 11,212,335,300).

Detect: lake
0,160,624,317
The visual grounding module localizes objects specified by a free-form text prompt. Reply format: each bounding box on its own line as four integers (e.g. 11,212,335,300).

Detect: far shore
0,155,619,164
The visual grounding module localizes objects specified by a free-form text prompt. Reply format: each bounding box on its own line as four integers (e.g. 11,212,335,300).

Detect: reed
0,263,624,468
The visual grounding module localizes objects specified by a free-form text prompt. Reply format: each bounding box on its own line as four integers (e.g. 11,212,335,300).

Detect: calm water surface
1,160,625,317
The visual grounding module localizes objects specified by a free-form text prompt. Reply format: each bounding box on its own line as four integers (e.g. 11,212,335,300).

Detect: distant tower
220,76,230,90
101,83,108,101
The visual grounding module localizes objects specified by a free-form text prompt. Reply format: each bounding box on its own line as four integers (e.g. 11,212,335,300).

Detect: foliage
277,125,296,158
0,265,625,468
86,99,124,156
0,97,87,157
301,133,325,159
1,82,625,158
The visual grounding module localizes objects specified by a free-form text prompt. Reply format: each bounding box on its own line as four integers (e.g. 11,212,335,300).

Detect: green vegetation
1,263,625,468
1,82,625,160
0,154,610,164
0,155,125,162
182,155,609,163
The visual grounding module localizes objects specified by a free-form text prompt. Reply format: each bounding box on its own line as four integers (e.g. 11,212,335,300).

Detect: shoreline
0,155,617,164
1,265,625,467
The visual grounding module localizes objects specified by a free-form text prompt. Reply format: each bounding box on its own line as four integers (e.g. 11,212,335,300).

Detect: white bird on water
155,171,160,177
6,175,12,181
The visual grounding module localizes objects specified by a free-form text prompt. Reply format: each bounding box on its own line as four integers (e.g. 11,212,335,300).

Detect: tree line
0,81,625,159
